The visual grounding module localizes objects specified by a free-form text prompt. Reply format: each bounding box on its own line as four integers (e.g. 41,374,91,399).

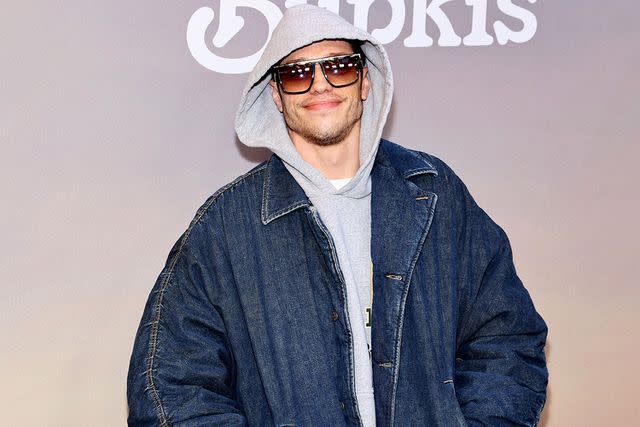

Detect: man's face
270,40,371,147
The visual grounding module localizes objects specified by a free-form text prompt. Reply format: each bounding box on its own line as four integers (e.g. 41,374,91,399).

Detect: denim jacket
127,140,548,426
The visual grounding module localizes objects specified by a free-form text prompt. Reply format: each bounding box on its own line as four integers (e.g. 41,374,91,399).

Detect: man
128,5,548,426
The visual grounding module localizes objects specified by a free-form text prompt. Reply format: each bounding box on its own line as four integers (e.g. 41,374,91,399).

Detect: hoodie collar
261,139,437,224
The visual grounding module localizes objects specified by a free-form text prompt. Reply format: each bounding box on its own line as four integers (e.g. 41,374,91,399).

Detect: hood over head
234,4,394,198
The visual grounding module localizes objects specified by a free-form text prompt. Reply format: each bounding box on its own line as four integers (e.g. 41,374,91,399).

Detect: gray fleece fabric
235,5,394,426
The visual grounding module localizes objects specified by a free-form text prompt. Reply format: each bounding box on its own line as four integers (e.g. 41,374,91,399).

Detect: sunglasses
271,53,364,95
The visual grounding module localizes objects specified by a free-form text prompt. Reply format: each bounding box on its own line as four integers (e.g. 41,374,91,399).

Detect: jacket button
330,310,339,321
340,401,346,411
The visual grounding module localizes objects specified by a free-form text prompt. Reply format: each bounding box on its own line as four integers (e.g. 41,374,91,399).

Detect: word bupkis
187,0,538,73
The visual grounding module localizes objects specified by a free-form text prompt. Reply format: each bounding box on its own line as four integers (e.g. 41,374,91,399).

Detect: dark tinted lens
277,63,313,93
322,55,360,87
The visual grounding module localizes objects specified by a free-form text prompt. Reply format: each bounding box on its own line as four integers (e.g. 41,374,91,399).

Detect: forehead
282,40,354,64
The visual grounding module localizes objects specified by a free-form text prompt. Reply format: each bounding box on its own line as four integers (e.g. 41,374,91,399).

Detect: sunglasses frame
271,53,364,95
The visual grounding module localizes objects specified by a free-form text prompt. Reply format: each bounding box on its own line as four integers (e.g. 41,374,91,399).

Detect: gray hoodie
235,5,394,426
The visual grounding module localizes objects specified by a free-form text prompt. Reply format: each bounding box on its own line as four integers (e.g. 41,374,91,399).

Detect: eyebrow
282,51,354,65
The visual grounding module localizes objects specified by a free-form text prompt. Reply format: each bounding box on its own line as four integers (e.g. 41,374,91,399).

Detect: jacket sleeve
448,169,548,426
127,213,247,426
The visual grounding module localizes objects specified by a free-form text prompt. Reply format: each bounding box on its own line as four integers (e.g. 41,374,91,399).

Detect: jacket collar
261,154,311,225
374,139,438,179
260,139,438,224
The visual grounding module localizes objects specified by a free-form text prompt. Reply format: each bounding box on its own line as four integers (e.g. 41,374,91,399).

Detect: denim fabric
127,140,548,426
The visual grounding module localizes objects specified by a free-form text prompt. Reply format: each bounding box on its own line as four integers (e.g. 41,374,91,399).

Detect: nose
310,63,331,94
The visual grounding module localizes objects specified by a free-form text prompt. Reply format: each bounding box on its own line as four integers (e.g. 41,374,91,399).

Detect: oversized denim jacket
128,140,548,426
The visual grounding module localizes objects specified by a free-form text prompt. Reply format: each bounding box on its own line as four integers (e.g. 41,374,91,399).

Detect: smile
303,99,342,111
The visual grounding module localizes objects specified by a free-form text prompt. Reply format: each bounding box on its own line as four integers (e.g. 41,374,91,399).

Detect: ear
269,80,284,113
360,67,371,101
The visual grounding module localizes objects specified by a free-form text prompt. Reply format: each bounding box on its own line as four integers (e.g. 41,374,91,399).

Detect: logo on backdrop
187,0,538,74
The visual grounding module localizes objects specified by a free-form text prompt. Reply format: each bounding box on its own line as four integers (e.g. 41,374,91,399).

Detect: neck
289,124,361,179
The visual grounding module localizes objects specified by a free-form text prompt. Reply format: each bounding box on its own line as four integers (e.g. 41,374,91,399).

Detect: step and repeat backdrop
2,1,638,425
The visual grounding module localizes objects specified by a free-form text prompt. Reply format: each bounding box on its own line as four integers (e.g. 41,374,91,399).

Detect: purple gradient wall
2,1,638,425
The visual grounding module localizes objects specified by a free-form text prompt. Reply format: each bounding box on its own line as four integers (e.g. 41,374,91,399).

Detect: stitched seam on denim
261,156,273,224
404,168,437,178
266,202,310,224
145,164,266,425
388,193,438,426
